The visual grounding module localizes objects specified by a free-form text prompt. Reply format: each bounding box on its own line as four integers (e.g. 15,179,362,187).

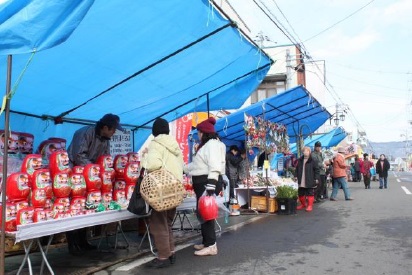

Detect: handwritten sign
110,129,132,156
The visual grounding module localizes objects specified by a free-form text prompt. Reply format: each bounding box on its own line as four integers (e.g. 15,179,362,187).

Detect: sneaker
144,258,170,268
345,198,354,201
330,198,337,201
193,244,205,250
169,253,176,264
194,244,218,256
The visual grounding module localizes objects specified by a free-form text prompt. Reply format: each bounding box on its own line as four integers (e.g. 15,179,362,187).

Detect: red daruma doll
125,184,135,200
113,154,128,179
71,197,86,212
127,152,140,163
32,169,53,199
72,166,84,174
97,155,114,172
33,209,48,223
55,197,71,212
21,154,42,187
16,207,35,226
102,192,113,208
124,162,140,184
83,164,102,191
52,172,71,198
6,172,30,202
0,202,17,231
70,173,87,198
49,150,71,178
86,191,102,209
101,170,114,193
31,188,47,209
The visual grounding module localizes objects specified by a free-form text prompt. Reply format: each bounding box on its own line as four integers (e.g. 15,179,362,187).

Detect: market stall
0,1,273,273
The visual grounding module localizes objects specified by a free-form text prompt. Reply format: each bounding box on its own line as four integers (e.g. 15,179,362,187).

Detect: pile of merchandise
0,132,140,232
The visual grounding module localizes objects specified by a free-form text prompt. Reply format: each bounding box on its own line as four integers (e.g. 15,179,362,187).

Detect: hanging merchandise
243,114,289,154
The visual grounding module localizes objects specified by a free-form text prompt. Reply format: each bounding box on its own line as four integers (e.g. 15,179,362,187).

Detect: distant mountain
369,141,408,160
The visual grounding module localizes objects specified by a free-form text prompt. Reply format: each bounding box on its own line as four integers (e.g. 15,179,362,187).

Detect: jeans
330,177,351,200
379,177,388,188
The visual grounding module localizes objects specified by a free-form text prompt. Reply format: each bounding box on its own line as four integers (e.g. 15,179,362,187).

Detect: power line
330,61,412,75
271,0,304,44
303,0,376,42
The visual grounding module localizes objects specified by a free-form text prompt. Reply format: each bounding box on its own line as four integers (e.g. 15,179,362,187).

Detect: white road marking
397,178,401,183
401,186,412,195
115,242,193,271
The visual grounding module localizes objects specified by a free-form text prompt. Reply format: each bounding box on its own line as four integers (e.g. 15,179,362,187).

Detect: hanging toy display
20,154,43,187
113,154,128,179
83,164,102,191
52,172,71,198
32,169,53,198
6,172,30,202
70,173,87,198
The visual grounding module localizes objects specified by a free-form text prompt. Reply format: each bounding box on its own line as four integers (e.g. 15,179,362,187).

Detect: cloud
311,29,380,58
381,0,412,25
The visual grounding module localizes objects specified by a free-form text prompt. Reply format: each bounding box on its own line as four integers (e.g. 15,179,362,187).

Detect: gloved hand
206,179,217,196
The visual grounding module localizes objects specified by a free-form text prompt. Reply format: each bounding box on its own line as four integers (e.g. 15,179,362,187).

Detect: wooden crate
251,196,277,213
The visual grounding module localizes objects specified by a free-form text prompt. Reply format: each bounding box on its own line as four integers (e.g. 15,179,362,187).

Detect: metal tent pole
1,55,12,275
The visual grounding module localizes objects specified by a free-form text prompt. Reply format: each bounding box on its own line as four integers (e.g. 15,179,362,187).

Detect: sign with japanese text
110,129,132,156
175,114,192,163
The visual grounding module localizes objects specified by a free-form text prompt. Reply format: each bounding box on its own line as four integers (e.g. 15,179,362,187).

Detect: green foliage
276,185,298,199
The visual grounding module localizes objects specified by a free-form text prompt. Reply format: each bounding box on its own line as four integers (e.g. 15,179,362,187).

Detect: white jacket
184,139,226,181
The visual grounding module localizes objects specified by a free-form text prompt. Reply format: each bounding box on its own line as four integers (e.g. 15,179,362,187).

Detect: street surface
98,171,412,275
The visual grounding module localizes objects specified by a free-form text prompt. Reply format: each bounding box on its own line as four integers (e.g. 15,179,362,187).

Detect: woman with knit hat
141,118,184,268
184,117,226,256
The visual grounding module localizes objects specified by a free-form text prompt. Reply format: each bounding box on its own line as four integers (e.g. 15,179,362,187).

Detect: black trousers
316,175,326,199
298,187,315,196
192,175,216,247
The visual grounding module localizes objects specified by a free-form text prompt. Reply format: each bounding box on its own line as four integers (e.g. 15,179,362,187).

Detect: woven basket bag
140,168,185,211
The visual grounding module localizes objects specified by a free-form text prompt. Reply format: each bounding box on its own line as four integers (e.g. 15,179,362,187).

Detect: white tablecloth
13,210,143,243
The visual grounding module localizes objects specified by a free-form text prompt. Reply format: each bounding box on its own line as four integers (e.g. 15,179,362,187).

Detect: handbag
127,168,150,215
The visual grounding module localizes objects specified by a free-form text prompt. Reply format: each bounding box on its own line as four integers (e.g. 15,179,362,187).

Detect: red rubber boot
296,196,306,210
306,196,315,212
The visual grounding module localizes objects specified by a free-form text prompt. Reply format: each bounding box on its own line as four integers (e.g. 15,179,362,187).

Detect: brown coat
333,153,347,178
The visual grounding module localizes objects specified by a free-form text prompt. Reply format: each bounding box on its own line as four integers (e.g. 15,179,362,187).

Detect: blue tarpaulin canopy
0,0,271,150
208,85,331,145
287,127,347,154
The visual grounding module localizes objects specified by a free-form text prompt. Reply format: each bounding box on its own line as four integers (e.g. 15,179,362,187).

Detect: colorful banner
175,114,193,163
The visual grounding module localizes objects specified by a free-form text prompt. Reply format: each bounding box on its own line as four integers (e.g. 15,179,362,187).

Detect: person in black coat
295,146,320,212
376,154,391,189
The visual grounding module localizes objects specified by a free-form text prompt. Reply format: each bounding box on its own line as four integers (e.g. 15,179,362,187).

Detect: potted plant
275,185,298,215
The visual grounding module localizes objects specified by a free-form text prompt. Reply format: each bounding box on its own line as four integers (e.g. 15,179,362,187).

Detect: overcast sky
228,0,412,143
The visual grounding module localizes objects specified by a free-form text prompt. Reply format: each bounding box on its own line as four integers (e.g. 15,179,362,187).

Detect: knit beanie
152,118,170,137
196,117,216,134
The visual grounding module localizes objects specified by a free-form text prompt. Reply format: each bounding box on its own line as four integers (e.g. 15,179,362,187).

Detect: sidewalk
4,211,268,275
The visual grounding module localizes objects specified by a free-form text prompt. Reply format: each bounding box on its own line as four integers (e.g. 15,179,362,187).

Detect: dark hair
197,132,219,151
229,145,239,152
380,154,385,158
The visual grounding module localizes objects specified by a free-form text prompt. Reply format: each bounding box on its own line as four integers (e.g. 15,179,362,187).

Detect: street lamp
331,103,346,126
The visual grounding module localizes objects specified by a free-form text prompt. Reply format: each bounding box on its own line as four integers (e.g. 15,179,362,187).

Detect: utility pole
286,48,291,90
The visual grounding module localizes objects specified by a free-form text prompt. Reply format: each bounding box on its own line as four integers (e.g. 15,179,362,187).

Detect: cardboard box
251,196,277,213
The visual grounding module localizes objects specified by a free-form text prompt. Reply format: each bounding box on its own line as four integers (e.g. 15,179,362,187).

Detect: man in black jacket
226,145,242,200
376,154,391,189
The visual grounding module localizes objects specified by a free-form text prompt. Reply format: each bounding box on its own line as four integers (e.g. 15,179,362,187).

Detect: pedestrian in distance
311,141,326,202
141,118,184,268
295,146,320,212
354,155,361,182
376,154,390,189
184,117,226,256
330,147,354,201
360,153,374,189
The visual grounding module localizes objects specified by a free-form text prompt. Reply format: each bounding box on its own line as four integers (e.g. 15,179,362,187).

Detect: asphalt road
100,171,412,275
